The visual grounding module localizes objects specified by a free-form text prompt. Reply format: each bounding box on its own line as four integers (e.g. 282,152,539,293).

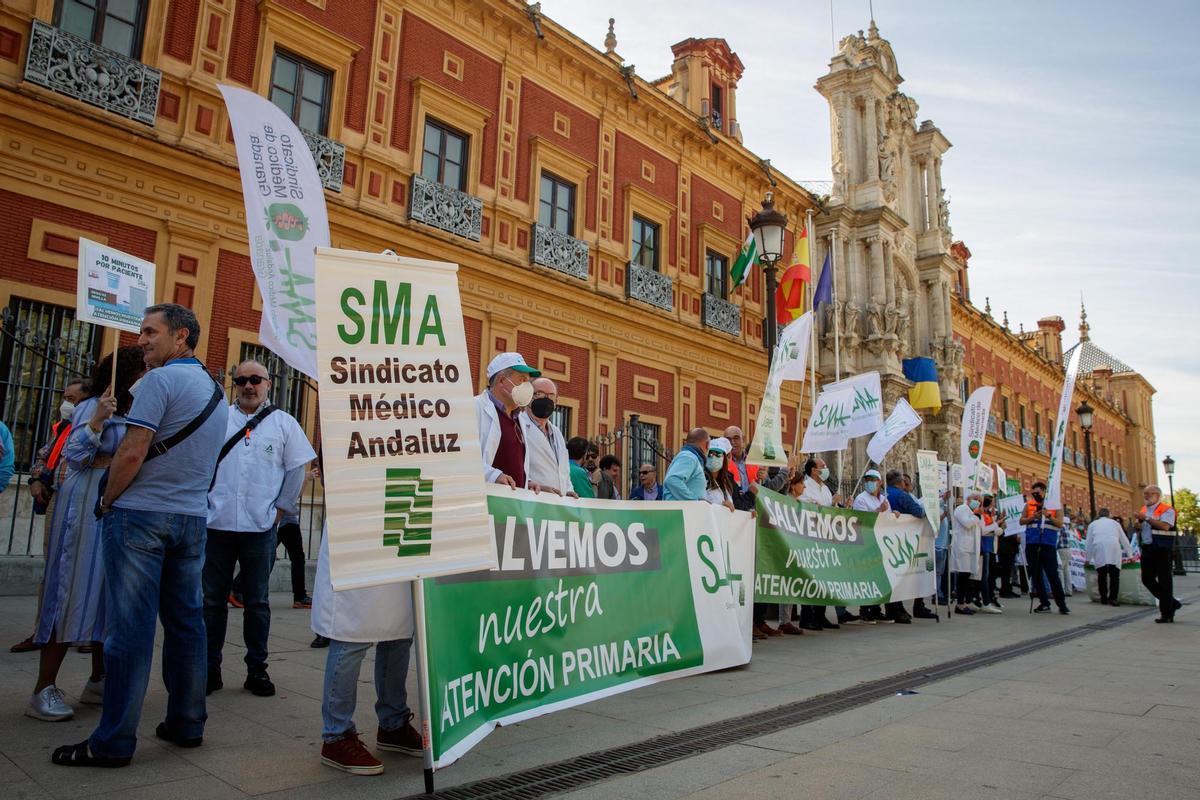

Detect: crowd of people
0,313,1184,777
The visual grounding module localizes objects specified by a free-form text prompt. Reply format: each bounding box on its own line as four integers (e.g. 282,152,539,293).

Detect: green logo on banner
265,203,310,240
968,439,981,459
383,468,433,557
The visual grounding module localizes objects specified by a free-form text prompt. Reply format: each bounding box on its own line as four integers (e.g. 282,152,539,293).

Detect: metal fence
1174,532,1198,574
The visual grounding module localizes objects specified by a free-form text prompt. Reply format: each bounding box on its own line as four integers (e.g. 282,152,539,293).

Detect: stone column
883,240,896,307
926,278,945,339
925,162,938,231
867,235,885,304
863,96,879,181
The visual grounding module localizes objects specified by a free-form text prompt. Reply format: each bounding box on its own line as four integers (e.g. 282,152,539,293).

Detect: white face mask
59,400,76,420
508,379,535,408
706,455,725,472
819,467,830,481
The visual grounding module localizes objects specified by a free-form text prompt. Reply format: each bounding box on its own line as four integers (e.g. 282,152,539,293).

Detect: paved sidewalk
1,578,1196,799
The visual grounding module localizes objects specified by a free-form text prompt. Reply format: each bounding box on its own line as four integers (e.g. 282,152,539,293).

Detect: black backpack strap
144,380,224,463
209,405,278,490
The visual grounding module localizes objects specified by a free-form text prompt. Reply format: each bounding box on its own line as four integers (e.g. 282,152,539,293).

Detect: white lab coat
799,476,833,506
1085,517,1132,569
311,526,414,643
475,391,503,483
519,411,571,494
950,503,982,578
852,490,888,512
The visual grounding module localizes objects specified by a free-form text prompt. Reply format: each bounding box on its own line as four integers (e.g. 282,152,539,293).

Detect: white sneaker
25,685,74,721
80,676,104,705
978,604,1002,614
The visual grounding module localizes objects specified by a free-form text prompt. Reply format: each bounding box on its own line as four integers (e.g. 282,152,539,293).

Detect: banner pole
411,580,436,794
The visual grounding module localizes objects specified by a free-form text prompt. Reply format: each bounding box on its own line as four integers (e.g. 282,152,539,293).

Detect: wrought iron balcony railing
1037,434,1048,454
24,19,161,126
298,128,345,193
530,223,588,280
409,174,482,242
1020,428,1034,449
1003,421,1017,443
625,262,673,312
987,414,998,436
702,293,740,336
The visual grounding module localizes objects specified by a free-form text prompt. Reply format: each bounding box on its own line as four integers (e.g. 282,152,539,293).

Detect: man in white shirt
519,377,574,495
204,360,315,698
852,469,892,623
1085,508,1132,606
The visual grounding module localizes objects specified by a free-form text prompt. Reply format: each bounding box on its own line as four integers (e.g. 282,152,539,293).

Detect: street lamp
1163,455,1176,507
748,192,787,365
1077,400,1096,520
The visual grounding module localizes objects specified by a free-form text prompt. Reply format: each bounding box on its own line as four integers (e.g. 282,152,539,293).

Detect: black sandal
50,740,131,768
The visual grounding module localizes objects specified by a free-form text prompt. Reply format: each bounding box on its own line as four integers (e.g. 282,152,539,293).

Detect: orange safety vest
1024,500,1058,521
45,421,72,471
1140,502,1174,533
727,458,759,487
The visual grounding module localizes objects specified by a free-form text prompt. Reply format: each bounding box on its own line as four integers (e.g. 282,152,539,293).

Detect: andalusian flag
775,225,811,324
730,231,757,288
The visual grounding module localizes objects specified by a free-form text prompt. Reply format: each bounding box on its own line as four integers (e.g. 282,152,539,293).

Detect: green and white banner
419,488,755,767
754,487,936,605
315,248,495,590
748,312,812,467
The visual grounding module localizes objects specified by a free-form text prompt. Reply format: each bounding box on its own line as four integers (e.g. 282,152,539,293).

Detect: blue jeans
935,547,948,602
322,638,412,743
90,508,207,759
203,528,275,675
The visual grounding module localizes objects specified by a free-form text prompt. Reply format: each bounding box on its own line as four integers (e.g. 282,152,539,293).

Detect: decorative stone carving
626,262,673,311
409,174,483,242
843,303,862,341
531,223,589,280
24,19,161,126
298,128,345,193
702,293,740,336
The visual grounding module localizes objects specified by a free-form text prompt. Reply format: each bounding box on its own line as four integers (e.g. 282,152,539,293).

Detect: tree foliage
1173,487,1198,532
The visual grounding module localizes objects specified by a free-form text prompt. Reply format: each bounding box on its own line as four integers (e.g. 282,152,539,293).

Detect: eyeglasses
233,375,266,386
639,470,653,475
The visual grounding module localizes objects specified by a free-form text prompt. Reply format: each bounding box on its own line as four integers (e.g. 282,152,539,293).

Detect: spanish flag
902,357,941,411
775,225,810,325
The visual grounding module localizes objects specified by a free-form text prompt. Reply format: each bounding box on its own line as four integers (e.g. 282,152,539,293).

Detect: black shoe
244,673,276,697
1173,599,1183,611
818,618,840,630
914,608,938,619
800,622,823,632
889,613,913,624
1033,605,1052,614
837,612,860,624
1058,606,1070,615
1110,601,1120,607
954,606,976,616
1155,617,1174,624
310,635,330,649
998,591,1019,599
155,722,203,748
206,670,222,696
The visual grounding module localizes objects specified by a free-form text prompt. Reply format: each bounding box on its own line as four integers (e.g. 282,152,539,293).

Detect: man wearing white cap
475,353,540,488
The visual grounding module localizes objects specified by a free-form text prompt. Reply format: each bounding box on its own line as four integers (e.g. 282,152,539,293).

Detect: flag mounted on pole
902,357,941,411
774,225,810,324
812,252,833,307
730,231,757,289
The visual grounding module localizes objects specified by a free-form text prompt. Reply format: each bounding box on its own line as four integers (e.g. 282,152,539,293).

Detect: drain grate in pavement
402,605,1160,800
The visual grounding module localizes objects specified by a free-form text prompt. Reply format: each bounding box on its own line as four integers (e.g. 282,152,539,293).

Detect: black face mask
529,396,555,420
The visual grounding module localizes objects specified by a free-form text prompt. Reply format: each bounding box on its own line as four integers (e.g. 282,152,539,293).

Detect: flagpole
806,210,818,414
828,226,846,497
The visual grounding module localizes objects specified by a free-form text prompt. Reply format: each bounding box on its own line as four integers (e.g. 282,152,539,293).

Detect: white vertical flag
959,386,994,493
220,85,329,378
824,371,884,439
748,313,812,466
866,398,922,464
1045,346,1083,511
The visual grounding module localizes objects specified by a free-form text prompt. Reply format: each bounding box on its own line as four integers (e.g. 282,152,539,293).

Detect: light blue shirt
663,446,706,501
117,356,228,517
0,421,14,492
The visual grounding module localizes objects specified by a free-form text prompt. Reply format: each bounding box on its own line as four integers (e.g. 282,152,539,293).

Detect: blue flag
813,253,832,306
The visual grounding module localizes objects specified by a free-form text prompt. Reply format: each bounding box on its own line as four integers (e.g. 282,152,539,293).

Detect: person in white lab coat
518,377,574,495
1085,508,1132,606
951,493,984,615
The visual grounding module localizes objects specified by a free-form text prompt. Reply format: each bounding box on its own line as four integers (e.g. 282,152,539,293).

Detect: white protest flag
220,85,328,378
76,238,156,333
951,463,964,490
824,371,883,438
866,397,922,464
1045,346,1083,511
747,312,812,466
996,464,1008,495
959,386,995,492
937,460,949,493
315,248,495,589
977,463,995,494
800,385,855,453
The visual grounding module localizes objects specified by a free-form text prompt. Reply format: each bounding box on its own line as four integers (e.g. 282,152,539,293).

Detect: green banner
420,487,754,767
754,487,936,605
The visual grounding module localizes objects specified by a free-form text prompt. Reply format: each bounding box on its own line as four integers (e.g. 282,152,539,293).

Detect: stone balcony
24,19,161,126
626,262,673,311
530,223,588,280
1003,421,1017,443
702,292,740,336
409,174,482,242
1037,434,1048,454
298,128,346,193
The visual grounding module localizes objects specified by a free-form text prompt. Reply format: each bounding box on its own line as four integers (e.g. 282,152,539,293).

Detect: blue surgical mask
864,480,879,493
706,455,725,472
819,467,830,481
969,499,981,510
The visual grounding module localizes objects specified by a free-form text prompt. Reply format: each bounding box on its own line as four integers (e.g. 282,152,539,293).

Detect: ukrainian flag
902,357,941,411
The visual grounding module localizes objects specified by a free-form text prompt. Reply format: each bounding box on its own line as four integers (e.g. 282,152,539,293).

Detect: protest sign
824,371,884,439
419,488,754,767
754,487,936,606
76,238,155,333
315,248,495,590
915,449,942,531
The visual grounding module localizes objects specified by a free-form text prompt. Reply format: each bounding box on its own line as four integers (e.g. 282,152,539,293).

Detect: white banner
747,312,812,466
977,464,995,494
315,248,495,590
1045,347,1084,511
960,386,995,492
800,385,856,454
221,84,328,379
996,464,1008,496
997,494,1025,537
951,463,963,491
824,371,884,439
76,239,155,333
938,460,949,493
916,449,942,534
866,398,922,464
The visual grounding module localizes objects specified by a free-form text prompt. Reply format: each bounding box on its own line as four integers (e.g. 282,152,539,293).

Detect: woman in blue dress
27,346,144,722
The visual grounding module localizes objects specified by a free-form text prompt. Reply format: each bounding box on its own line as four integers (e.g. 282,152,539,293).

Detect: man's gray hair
1097,507,1111,518
145,303,201,350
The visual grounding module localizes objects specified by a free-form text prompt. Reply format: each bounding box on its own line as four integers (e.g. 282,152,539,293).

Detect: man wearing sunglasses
629,463,663,501
204,360,315,699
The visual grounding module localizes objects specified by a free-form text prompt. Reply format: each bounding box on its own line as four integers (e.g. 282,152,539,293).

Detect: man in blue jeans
52,304,227,768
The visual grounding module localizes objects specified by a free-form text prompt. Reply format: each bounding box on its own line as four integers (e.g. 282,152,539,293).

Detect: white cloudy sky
546,0,1200,494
